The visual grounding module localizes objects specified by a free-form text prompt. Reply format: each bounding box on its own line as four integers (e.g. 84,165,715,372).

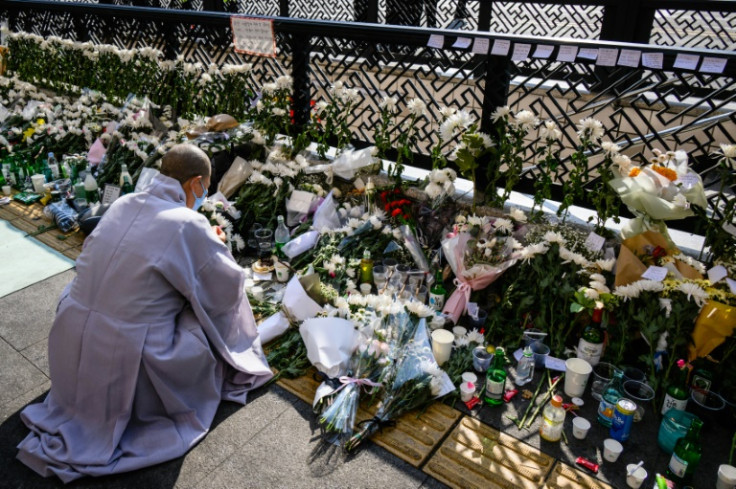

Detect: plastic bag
44,201,79,233
218,156,253,199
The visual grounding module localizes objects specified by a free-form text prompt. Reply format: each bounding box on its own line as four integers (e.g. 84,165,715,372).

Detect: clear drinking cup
592,362,622,401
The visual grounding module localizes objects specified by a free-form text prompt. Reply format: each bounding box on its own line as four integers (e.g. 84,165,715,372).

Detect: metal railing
1,0,735,236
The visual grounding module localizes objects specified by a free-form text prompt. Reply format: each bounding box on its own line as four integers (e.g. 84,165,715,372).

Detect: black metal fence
40,0,736,51
1,0,735,236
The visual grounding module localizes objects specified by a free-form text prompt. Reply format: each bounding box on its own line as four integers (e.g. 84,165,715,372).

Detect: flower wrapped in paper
609,149,707,244
614,230,703,287
344,318,454,452
689,300,736,361
441,226,518,324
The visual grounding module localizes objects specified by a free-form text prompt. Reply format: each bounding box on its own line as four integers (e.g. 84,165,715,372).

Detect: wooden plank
423,416,554,489
543,461,616,489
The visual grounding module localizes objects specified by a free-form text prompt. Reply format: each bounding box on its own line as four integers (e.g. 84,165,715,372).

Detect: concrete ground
0,269,449,489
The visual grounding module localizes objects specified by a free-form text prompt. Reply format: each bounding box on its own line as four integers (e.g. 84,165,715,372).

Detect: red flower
391,208,402,217
403,214,410,220
384,203,391,212
652,246,667,259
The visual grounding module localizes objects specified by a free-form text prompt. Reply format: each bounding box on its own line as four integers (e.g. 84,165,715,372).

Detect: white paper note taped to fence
533,44,554,59
578,48,598,60
596,48,618,66
452,37,472,49
674,53,700,71
231,17,276,57
642,52,663,69
511,43,531,61
700,57,727,74
618,49,641,68
427,34,444,49
557,45,578,62
708,265,728,284
472,38,490,54
491,39,511,56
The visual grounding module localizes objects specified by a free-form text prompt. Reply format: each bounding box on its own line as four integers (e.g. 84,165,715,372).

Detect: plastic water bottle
515,346,535,386
47,152,60,180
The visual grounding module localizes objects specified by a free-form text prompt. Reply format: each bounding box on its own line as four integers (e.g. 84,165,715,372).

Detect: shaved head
161,144,211,184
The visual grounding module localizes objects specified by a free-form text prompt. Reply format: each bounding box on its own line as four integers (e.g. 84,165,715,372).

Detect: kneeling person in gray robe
17,144,273,483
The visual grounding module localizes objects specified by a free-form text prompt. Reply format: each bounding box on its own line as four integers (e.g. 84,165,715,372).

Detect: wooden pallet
543,461,616,489
423,416,555,489
276,368,461,467
2,200,85,256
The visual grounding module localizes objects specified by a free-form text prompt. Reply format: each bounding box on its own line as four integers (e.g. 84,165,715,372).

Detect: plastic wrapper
257,274,324,344
688,300,736,361
400,224,429,271
43,201,79,233
285,189,317,227
282,191,342,259
217,156,253,199
304,147,377,182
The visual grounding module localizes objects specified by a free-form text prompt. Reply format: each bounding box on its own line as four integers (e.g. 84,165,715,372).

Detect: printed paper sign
491,39,511,56
596,48,618,66
452,37,472,49
427,34,444,49
676,172,699,189
642,52,663,69
700,57,727,74
557,45,578,62
472,38,490,54
578,48,598,60
102,184,121,205
585,232,606,253
231,17,276,57
511,43,531,61
708,265,728,284
533,44,554,59
642,265,669,282
618,49,641,68
673,53,700,71
728,278,736,295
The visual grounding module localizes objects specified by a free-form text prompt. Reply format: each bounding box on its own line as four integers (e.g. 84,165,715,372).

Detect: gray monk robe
17,173,273,483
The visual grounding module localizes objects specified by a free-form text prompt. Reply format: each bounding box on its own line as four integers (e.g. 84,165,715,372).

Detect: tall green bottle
667,418,703,484
661,361,689,415
484,347,507,406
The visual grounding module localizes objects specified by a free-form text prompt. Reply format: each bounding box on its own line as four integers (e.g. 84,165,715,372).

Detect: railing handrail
3,0,736,63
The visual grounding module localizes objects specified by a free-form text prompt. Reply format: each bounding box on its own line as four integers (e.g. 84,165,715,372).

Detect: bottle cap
551,395,563,407
363,249,371,258
523,346,533,357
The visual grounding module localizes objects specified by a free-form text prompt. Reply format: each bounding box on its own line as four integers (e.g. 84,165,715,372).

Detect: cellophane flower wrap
441,222,519,324
609,149,707,243
344,318,453,452
317,311,411,445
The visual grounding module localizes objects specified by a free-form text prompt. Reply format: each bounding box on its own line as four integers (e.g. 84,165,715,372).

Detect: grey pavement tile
0,338,49,407
0,270,76,351
21,338,50,378
418,475,451,489
197,388,432,489
175,386,297,489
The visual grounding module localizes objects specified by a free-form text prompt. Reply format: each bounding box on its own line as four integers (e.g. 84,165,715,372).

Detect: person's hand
212,225,227,243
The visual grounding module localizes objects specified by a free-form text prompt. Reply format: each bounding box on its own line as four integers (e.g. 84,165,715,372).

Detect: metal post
280,0,289,18
289,33,311,126
478,0,492,32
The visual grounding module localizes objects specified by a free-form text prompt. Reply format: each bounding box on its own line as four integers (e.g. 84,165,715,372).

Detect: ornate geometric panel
650,9,736,51
490,2,603,39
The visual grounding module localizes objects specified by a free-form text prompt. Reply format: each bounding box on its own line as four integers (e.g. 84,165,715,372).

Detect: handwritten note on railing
231,17,276,58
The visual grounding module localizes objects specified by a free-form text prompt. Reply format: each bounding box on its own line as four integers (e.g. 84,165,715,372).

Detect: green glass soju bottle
484,347,507,406
667,418,702,484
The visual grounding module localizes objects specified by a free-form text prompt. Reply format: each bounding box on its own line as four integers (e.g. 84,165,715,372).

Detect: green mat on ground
0,219,75,298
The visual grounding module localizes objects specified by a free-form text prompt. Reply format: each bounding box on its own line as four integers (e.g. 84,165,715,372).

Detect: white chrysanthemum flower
455,214,467,224
477,132,494,149
425,182,443,200
512,109,538,132
676,282,708,307
589,281,610,294
454,337,470,349
539,120,562,142
439,106,456,118
382,225,392,235
672,193,689,209
600,141,621,156
589,273,606,284
581,287,600,300
558,246,590,267
272,107,286,117
509,207,527,223
614,283,640,301
392,228,403,240
613,154,633,177
406,98,427,117
577,117,604,142
276,75,292,89
329,254,346,266
493,218,513,235
491,105,511,123
520,242,549,263
543,231,566,245
439,110,474,141
466,329,485,345
323,261,337,275
595,258,616,272
405,301,432,318
379,95,398,112
719,143,736,159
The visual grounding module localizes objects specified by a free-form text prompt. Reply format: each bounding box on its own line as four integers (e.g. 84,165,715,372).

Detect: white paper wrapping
258,311,290,344
218,156,253,198
281,192,342,259
300,317,358,378
283,275,323,322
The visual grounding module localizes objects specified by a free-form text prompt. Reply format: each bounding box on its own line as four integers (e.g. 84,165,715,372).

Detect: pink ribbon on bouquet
334,376,383,395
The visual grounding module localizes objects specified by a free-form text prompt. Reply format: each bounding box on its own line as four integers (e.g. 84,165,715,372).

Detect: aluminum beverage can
610,398,636,442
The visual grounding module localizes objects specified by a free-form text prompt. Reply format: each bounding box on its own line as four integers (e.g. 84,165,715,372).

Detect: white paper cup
250,286,265,301
572,416,591,440
431,329,454,366
359,283,372,295
461,372,478,385
626,464,647,489
603,438,623,462
452,326,467,339
31,174,46,193
460,381,475,402
717,464,736,489
565,358,593,398
2,185,10,195
274,261,290,283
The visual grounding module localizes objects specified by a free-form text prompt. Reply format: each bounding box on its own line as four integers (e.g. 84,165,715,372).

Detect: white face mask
191,180,208,211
